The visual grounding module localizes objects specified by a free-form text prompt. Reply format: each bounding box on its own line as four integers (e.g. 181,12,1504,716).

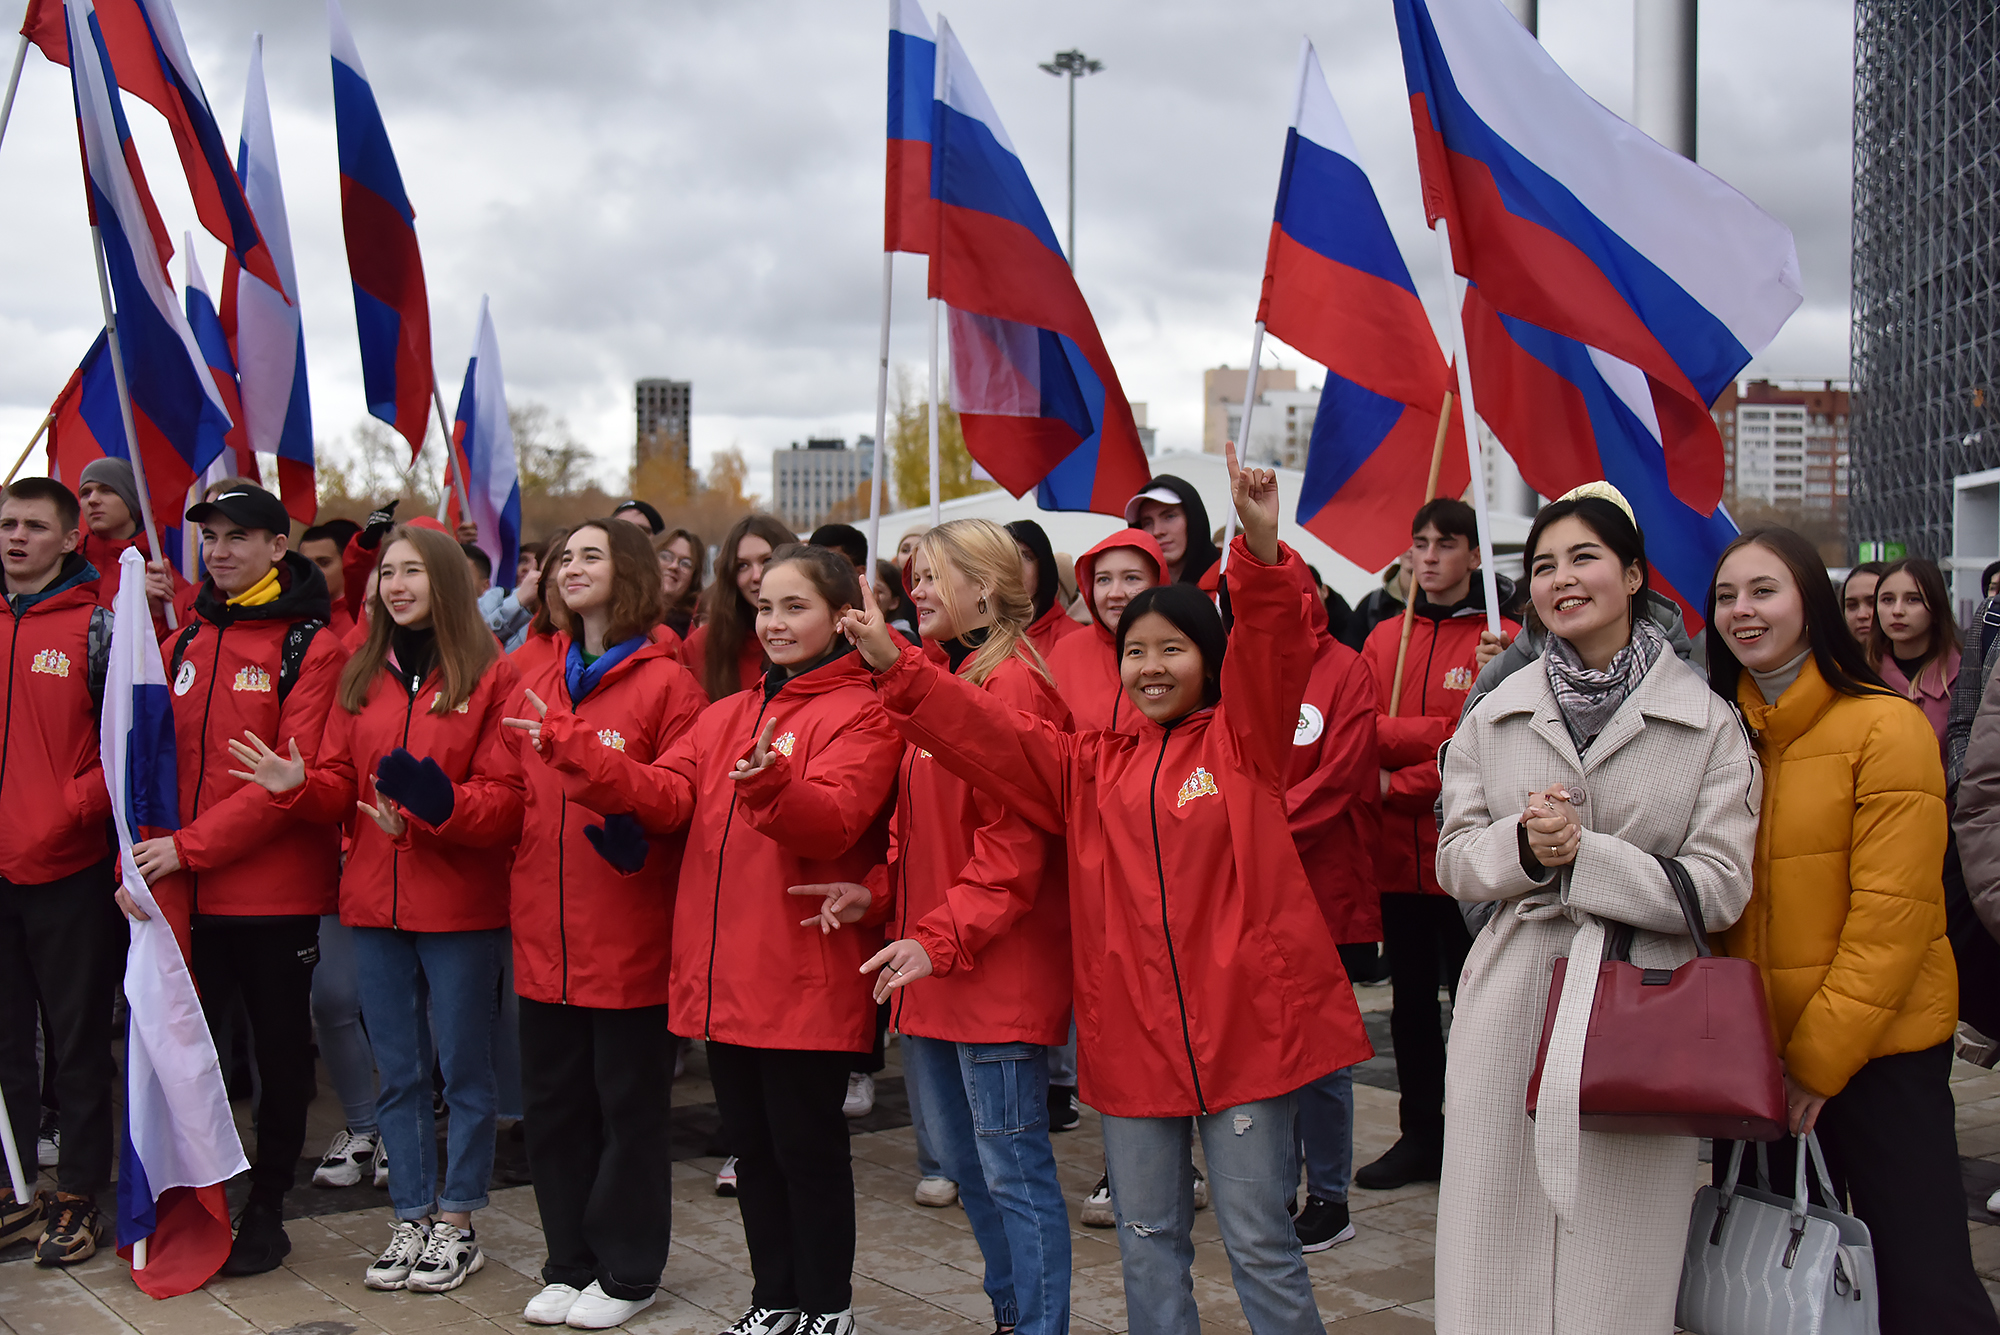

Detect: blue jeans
311,915,378,1133
903,1048,945,1180
904,1036,1070,1335
353,926,505,1220
1101,1095,1321,1335
492,934,523,1121
1295,1067,1354,1203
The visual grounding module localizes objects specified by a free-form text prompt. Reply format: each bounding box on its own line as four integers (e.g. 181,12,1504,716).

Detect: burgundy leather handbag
1526,856,1787,1141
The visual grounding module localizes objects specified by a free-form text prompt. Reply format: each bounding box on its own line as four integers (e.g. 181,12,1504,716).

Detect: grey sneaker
365,1219,427,1290
719,1308,802,1335
798,1311,854,1335
312,1127,380,1188
1080,1174,1114,1227
403,1219,483,1292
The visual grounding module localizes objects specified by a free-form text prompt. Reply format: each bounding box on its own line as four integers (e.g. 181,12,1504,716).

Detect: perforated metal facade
1850,2,2000,558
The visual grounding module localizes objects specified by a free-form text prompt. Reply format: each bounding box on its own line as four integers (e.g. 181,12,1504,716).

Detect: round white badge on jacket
1294,703,1323,746
174,660,196,696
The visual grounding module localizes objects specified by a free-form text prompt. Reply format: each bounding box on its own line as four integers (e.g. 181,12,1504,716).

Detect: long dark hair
339,525,498,714
562,520,664,648
657,526,705,619
1866,556,1960,684
1116,584,1226,712
1705,527,1891,703
527,526,572,640
700,513,794,699
1521,496,1649,635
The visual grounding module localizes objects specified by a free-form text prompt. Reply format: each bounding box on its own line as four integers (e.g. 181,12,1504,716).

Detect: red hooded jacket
509,633,705,1009
885,651,1073,1046
1042,530,1167,736
876,539,1372,1118
543,650,902,1051
1024,602,1084,662
278,652,526,931
164,553,348,917
0,555,111,885
1361,586,1518,896
1286,588,1382,943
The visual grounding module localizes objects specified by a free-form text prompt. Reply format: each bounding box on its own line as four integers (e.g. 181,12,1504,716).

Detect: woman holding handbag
1708,526,1996,1334
1434,489,1760,1333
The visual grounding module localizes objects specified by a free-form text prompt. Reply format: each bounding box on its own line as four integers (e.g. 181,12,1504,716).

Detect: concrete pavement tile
853,1243,982,1298
0,1263,140,1335
287,1254,485,1333
83,1279,257,1335
1343,1264,1433,1306
1957,1097,2000,1132
455,1208,548,1281
201,1266,360,1331
1321,1305,1433,1332
656,1261,748,1317
434,1261,546,1321
668,1220,751,1273
621,1297,738,1335
1348,1197,1437,1240
1065,1261,1133,1331
842,1294,984,1334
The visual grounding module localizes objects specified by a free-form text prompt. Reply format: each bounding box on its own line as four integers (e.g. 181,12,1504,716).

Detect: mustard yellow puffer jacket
1727,658,1956,1098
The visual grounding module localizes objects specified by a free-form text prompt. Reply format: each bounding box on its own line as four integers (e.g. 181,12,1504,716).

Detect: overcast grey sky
0,0,1852,503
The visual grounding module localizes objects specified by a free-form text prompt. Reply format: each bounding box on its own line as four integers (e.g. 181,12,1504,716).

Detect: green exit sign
1857,540,1907,561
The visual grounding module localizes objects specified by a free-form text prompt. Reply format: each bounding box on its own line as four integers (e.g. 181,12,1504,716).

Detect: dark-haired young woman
656,526,705,640
1708,528,1994,1334
1005,519,1084,660
846,449,1367,1335
685,513,795,701
1868,556,1961,756
231,524,526,1296
500,520,706,1328
1433,495,1758,1332
1840,560,1884,645
508,529,572,670
526,543,902,1335
1041,530,1167,733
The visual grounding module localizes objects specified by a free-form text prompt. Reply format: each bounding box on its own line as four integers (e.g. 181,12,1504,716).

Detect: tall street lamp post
1038,48,1103,271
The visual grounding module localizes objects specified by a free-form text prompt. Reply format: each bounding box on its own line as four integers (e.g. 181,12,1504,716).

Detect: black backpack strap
277,619,325,705
86,606,114,711
167,622,199,680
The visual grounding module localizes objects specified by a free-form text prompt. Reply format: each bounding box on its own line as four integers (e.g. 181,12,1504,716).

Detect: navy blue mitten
585,813,649,874
374,748,455,828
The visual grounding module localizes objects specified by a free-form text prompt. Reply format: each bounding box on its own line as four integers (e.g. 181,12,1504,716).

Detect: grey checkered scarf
1544,616,1667,753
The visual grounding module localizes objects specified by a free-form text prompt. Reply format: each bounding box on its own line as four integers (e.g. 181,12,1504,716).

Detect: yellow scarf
225,567,281,608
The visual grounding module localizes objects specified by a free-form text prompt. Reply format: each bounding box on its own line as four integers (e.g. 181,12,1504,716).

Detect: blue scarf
566,634,647,704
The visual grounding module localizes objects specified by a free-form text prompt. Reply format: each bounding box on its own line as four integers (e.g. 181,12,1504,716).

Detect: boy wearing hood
1125,476,1221,588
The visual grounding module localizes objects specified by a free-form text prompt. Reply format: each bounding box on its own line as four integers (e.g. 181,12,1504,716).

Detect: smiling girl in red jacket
1041,528,1166,734
530,543,901,1335
845,448,1371,1335
685,513,794,702
230,524,525,1298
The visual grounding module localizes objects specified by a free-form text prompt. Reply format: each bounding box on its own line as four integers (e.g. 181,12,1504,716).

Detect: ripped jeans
1100,1095,1321,1335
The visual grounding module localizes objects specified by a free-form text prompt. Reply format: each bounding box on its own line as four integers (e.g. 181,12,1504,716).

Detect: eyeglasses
662,556,696,572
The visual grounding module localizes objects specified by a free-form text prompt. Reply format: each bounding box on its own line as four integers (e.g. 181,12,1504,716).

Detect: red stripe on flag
117,1183,232,1299
1260,225,1454,413
885,138,935,256
1301,406,1469,575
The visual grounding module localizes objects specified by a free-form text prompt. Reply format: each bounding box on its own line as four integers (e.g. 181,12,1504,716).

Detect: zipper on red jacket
187,625,227,914
890,748,916,1031
1148,726,1206,1113
705,709,769,1039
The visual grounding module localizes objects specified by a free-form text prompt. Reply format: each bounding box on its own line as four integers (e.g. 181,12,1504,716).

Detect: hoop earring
977,597,988,615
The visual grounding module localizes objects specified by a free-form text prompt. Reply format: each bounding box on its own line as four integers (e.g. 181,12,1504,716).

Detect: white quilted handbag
1677,1133,1877,1335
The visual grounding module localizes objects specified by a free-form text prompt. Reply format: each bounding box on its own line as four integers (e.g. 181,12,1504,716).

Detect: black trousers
519,997,674,1300
1380,891,1471,1143
190,915,319,1208
0,860,122,1195
1716,1043,1998,1335
707,1041,857,1314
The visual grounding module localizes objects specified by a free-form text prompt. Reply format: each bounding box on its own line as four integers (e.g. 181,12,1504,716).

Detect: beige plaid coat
1433,648,1760,1334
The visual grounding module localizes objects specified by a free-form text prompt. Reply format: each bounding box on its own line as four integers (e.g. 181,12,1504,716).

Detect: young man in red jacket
124,484,348,1276
0,480,120,1267
1358,498,1518,1190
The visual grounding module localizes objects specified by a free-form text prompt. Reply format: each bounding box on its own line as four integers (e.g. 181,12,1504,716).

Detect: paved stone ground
7,984,2000,1333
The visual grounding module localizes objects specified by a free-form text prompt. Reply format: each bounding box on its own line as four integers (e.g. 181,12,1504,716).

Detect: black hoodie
1005,519,1061,622
1131,475,1222,587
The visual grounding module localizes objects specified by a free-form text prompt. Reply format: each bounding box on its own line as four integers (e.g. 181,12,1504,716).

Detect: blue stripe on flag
331,60,414,224
1274,131,1421,297
1296,371,1409,520
888,31,935,143
126,683,180,832
116,1118,157,1248
931,104,1064,258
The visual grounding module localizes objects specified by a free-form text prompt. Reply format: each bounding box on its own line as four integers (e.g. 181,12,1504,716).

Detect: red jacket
1361,588,1518,896
508,627,562,682
279,654,526,931
877,539,1372,1118
0,556,111,884
509,634,705,1009
1024,602,1084,664
1286,590,1381,944
886,652,1073,1046
79,528,193,635
545,649,902,1050
164,554,348,916
1043,530,1167,736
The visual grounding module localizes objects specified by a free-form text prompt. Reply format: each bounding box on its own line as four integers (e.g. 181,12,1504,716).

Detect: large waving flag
223,33,316,523
26,0,285,293
928,20,1149,515
1262,40,1468,574
182,241,251,483
1392,0,1801,515
46,332,126,485
329,0,434,458
447,298,521,586
67,0,233,542
103,548,248,1298
884,0,937,255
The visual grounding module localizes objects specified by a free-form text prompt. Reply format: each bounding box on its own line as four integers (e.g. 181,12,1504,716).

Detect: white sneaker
798,1309,854,1335
373,1144,389,1190
36,1112,58,1169
525,1282,583,1325
720,1307,802,1335
365,1219,427,1290
842,1072,875,1118
715,1155,739,1197
1987,1186,2000,1216
1080,1174,1114,1227
312,1128,380,1188
914,1175,958,1207
566,1280,657,1328
1192,1166,1208,1211
403,1220,484,1292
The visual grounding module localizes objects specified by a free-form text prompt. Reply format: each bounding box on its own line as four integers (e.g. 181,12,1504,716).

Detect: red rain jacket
79,528,193,634
1042,530,1167,736
1024,601,1084,663
1286,587,1382,943
279,655,526,931
886,652,1073,1046
509,634,705,1009
877,539,1371,1117
0,556,111,884
165,553,348,916
1361,589,1518,896
545,650,902,1051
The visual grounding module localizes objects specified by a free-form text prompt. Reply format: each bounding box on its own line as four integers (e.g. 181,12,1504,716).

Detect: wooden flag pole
1387,390,1455,716
5,412,53,487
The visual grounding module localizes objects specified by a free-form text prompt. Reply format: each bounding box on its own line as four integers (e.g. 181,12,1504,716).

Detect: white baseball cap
1123,485,1181,526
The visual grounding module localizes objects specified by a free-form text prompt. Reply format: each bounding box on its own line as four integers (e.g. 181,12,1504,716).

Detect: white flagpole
0,25,28,161
88,225,175,629
431,381,469,524
0,1082,27,1203
867,253,893,569
1432,218,1501,636
926,297,941,527
1217,323,1266,578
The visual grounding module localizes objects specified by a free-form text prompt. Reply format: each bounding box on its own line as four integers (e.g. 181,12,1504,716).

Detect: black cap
613,498,665,534
186,484,291,535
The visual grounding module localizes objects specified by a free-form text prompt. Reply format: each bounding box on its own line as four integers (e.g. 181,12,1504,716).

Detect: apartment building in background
1202,366,1320,467
773,437,874,532
635,378,692,475
1712,379,1851,521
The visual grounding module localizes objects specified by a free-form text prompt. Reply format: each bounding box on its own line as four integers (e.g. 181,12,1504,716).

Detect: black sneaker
220,1199,291,1275
1353,1135,1443,1191
34,1193,104,1266
1,1189,45,1251
1293,1195,1355,1252
1048,1084,1080,1133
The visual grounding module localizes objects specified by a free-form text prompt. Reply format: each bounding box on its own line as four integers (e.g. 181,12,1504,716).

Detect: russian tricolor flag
103,548,248,1298
928,20,1150,515
46,332,127,486
1261,40,1467,574
329,0,434,458
182,242,251,483
1393,0,1800,515
447,298,521,588
884,0,936,256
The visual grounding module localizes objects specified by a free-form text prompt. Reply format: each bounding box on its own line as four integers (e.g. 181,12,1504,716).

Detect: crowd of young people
2,449,1997,1334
